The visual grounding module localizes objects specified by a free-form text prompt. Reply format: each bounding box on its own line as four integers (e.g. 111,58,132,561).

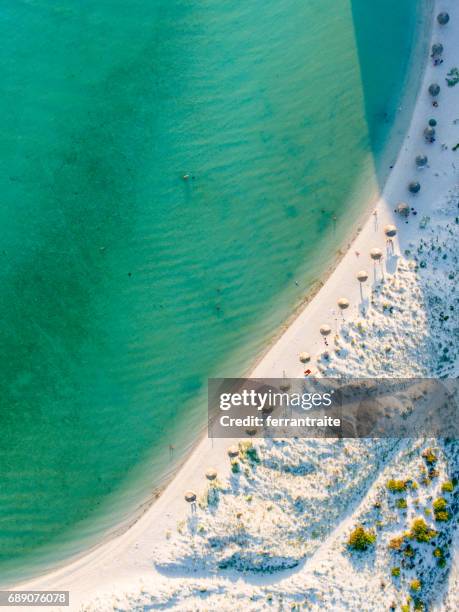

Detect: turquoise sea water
0,0,427,582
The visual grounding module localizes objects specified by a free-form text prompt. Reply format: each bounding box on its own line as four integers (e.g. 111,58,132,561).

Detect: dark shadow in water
350,0,430,188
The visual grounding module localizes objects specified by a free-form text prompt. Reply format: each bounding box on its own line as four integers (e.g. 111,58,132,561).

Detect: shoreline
13,0,458,606
225,0,434,383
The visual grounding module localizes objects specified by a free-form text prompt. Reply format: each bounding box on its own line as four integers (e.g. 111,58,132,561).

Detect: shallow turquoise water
0,0,426,581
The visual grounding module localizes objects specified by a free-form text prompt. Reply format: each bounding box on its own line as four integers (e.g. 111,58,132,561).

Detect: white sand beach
15,1,459,609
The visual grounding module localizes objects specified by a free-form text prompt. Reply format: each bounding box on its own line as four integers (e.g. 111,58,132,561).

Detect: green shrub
433,497,447,512
396,498,408,509
231,460,240,474
391,567,400,577
433,547,443,558
422,448,437,464
386,479,407,493
441,481,454,493
408,518,436,542
389,535,404,550
433,498,450,521
403,545,415,558
348,526,376,551
245,446,260,463
446,67,459,87
435,510,450,522
238,441,261,464
410,579,421,592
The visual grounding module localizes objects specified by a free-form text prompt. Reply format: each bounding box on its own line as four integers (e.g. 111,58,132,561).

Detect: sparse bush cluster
441,480,455,493
389,535,405,551
408,517,436,543
386,479,407,493
231,459,240,474
389,517,437,557
245,446,260,463
348,525,376,551
432,497,450,522
433,546,446,568
421,448,437,465
238,441,261,464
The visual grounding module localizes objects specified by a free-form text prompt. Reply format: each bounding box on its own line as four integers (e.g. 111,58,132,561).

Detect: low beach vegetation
348,525,376,551
408,518,436,543
386,479,407,493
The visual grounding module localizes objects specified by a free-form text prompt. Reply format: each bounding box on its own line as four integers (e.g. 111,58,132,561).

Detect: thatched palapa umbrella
415,154,428,167
384,224,397,255
299,352,311,363
319,324,331,346
431,43,444,57
319,324,331,337
227,445,239,458
261,402,274,416
437,12,450,25
184,490,197,503
408,181,421,194
428,83,441,97
424,126,435,142
396,202,410,217
384,224,397,238
337,297,350,319
370,248,383,281
205,468,218,482
356,270,368,300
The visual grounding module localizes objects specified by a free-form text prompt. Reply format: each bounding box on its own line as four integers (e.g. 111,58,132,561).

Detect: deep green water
0,0,426,582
